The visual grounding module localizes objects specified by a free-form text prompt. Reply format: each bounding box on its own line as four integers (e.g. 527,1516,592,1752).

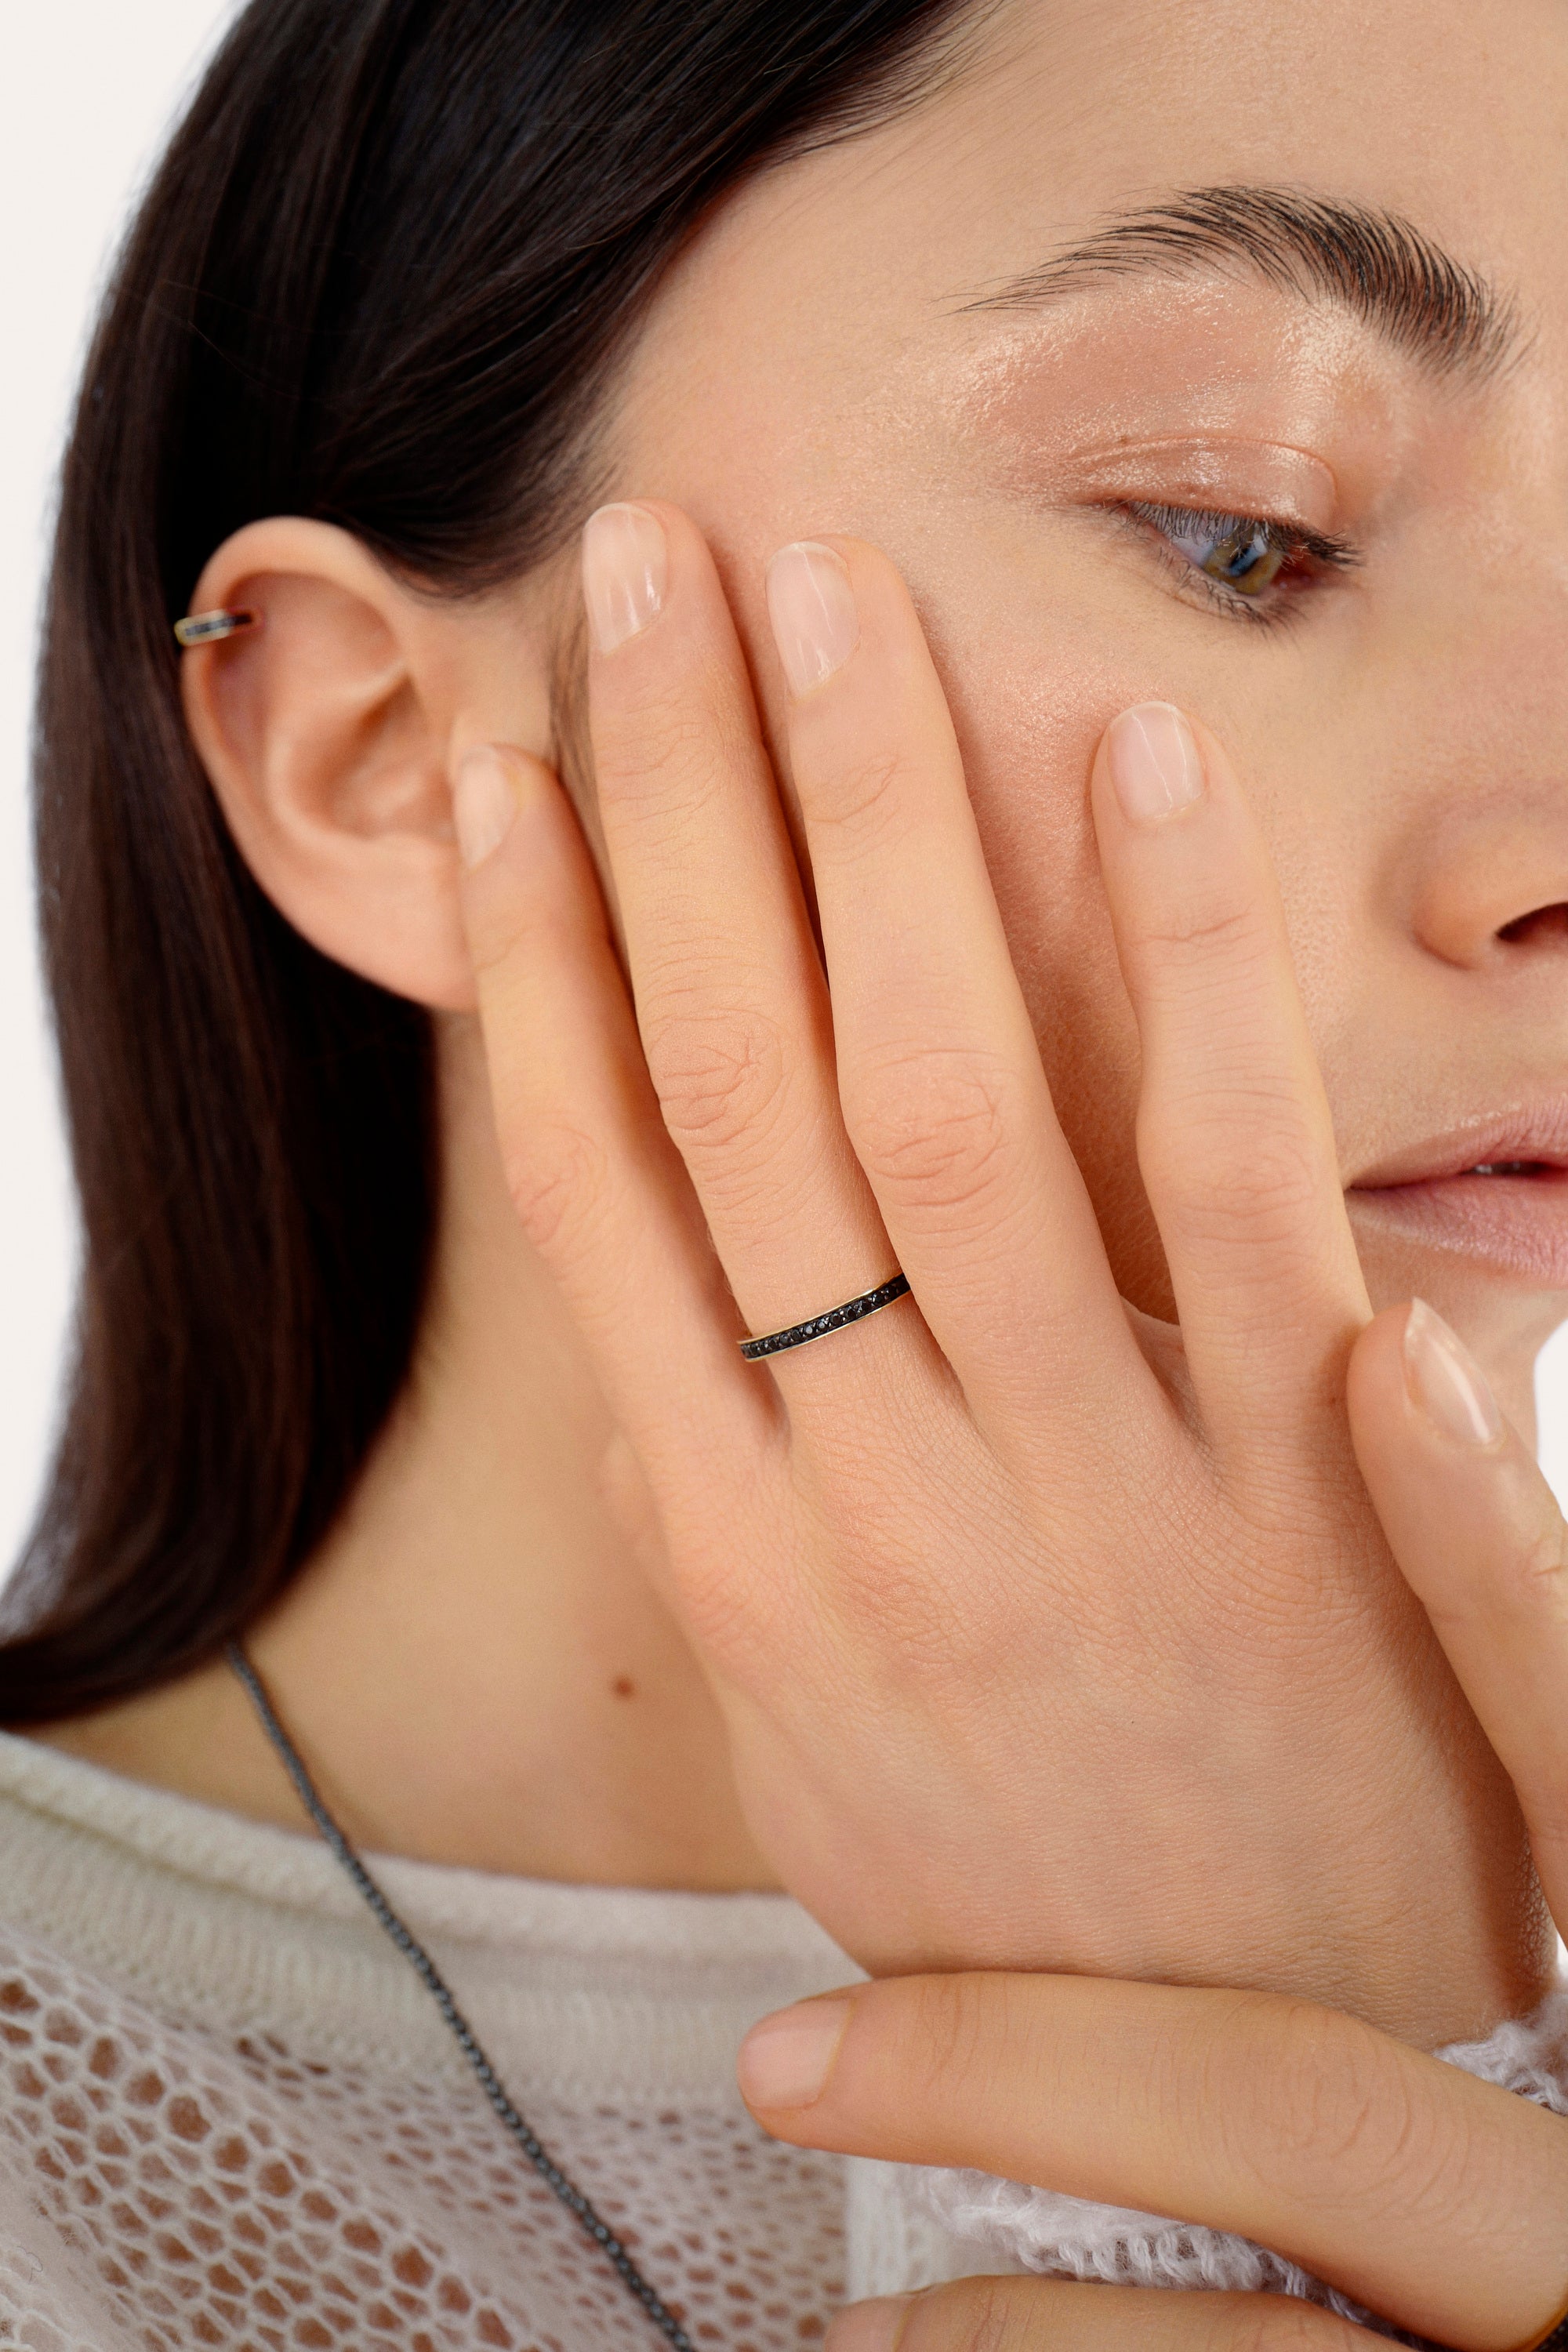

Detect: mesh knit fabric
2,1730,1563,2346
0,1921,852,2351
0,1733,872,2350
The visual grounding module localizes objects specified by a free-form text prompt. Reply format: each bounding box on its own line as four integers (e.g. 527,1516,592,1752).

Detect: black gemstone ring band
739,1272,911,1361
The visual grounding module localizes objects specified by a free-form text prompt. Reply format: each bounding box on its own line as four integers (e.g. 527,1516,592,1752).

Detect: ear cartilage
172,607,258,648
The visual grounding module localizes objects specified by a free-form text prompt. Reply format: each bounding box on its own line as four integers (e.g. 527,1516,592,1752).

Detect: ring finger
584,501,921,1386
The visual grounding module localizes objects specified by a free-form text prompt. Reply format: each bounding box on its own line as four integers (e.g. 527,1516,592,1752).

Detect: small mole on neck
611,1675,637,1700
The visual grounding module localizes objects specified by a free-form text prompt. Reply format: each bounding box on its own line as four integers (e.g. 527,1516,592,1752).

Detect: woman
1,0,1565,2340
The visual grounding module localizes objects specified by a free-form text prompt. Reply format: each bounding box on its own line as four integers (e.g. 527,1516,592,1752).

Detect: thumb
1348,1300,1568,1936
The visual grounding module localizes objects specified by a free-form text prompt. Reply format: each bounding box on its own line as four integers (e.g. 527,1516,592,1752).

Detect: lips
1347,1109,1568,1289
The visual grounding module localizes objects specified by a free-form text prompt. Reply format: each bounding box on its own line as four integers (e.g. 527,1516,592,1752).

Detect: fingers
771,536,1140,1428
585,505,910,1385
1090,706,1370,1451
1348,1299,1568,1933
738,1973,1568,2350
826,2279,1364,2352
453,742,768,1483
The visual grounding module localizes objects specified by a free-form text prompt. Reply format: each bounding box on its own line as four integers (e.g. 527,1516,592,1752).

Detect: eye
1118,501,1357,619
1163,512,1286,595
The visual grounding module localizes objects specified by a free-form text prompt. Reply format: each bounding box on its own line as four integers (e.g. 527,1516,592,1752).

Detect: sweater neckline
0,1726,843,1965
0,1730,854,2095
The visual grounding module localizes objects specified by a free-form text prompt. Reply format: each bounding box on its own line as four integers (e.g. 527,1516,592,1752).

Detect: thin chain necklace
226,1641,699,2352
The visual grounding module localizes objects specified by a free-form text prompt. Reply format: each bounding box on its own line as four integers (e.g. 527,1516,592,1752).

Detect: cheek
927,588,1178,1316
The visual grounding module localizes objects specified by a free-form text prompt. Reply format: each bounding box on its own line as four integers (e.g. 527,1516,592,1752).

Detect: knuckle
898,1973,1008,2112
1219,2300,1367,2352
1225,2001,1418,2200
1504,1521,1568,1613
466,895,537,985
1135,891,1269,967
909,2278,1029,2352
808,746,913,848
1141,1105,1327,1245
848,1051,1014,1219
596,690,724,810
501,1119,614,1261
643,1000,790,1159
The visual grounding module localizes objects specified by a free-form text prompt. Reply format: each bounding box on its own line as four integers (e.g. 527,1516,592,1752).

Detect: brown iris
1197,522,1287,596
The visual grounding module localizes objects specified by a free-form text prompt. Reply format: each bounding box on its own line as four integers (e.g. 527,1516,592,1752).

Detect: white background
4,2,1568,1575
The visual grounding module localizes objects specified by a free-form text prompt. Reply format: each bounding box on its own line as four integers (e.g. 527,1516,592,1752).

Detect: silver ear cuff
173,608,257,647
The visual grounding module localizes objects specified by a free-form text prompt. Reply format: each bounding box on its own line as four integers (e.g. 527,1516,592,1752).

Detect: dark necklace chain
226,1640,699,2352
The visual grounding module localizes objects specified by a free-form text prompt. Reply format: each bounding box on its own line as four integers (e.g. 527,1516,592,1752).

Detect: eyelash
1112,500,1361,629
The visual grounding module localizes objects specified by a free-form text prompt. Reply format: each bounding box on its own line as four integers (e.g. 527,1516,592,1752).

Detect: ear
180,517,554,1011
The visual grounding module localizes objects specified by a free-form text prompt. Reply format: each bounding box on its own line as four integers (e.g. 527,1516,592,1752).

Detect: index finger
739,1972,1568,2350
1090,706,1370,1456
1349,1298,1568,1934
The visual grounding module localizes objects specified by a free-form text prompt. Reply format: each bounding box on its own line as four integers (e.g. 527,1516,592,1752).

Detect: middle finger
771,533,1144,1438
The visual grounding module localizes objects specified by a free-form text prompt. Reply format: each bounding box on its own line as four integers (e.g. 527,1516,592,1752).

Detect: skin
742,1359,1568,2347
36,0,1568,2047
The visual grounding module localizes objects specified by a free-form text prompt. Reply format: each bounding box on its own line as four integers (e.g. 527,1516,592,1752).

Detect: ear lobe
180,516,477,1011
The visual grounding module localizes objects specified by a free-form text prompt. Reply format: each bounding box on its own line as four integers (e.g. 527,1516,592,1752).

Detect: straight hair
0,0,981,1724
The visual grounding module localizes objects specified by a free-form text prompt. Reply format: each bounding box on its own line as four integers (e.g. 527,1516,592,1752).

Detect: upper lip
1348,1103,1568,1191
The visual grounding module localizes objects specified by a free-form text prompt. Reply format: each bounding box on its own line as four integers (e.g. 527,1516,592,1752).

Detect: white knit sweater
2,1729,1563,2347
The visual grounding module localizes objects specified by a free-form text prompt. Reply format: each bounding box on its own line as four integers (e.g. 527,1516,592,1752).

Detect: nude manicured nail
736,1998,851,2109
825,2296,914,2352
1403,1298,1504,1447
452,747,518,869
583,503,668,652
767,542,859,695
1105,702,1206,823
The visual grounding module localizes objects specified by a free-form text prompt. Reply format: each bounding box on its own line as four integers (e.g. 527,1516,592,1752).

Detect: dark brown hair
0,0,981,1724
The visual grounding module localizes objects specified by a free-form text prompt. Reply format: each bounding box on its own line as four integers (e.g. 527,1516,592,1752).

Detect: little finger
455,743,768,1477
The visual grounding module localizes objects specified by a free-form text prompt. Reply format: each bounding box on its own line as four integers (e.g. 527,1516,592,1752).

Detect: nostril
1497,902,1568,948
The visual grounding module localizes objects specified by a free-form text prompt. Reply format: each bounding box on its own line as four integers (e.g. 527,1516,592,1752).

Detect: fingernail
825,2296,914,2352
583,503,667,652
737,1998,852,2109
767,541,859,696
1105,702,1206,823
1403,1298,1504,1447
452,747,518,869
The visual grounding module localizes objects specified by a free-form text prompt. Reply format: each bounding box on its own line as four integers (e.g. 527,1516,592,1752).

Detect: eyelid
1126,499,1359,570
1062,437,1341,535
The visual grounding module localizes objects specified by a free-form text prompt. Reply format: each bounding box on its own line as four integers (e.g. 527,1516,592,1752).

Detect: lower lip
1348,1168,1568,1288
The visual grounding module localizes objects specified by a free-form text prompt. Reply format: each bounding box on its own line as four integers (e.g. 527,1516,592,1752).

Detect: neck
34,1018,776,1892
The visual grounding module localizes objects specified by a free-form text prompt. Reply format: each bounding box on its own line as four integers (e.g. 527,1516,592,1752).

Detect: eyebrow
959,184,1521,379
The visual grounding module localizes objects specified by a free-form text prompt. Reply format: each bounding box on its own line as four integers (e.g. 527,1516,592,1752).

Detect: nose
1408,790,1568,970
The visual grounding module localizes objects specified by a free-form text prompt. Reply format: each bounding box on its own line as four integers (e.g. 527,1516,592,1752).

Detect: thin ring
739,1272,910,1360
173,607,257,647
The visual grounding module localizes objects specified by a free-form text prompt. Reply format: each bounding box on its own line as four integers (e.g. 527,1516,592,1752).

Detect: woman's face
587,0,1568,1421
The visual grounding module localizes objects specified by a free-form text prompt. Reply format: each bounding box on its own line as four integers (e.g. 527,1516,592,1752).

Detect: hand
454,501,1546,2035
738,1352,1568,2349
